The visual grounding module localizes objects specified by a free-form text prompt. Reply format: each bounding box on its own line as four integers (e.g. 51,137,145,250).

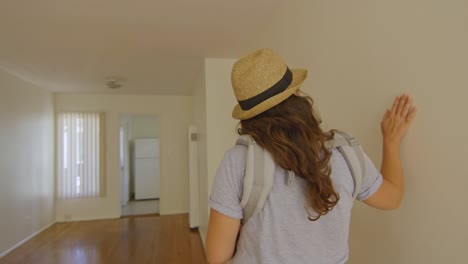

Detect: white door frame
188,126,200,228
119,117,131,207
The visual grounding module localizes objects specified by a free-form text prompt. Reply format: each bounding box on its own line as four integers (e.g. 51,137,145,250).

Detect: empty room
1,1,467,264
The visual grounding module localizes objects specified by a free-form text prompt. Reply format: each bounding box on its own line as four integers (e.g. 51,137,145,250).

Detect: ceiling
0,0,286,95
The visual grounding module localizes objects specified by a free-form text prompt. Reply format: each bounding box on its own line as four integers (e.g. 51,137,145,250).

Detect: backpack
236,130,367,224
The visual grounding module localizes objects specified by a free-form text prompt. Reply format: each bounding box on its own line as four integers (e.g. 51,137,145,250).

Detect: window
57,112,105,199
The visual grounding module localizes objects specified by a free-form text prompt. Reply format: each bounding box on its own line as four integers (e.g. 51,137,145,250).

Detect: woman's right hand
381,93,417,145
363,94,417,210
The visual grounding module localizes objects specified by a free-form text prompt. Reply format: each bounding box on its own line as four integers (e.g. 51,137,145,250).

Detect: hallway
0,214,207,264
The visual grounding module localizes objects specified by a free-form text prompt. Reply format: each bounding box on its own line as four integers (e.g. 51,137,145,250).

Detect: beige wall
54,94,192,221
249,0,305,67
0,69,55,256
303,1,468,263
205,58,238,198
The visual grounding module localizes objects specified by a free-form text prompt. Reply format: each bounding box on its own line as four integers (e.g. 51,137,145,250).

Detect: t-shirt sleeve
209,146,245,219
356,150,384,201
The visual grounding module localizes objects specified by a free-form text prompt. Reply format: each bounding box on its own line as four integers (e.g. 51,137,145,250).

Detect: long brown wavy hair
239,94,339,221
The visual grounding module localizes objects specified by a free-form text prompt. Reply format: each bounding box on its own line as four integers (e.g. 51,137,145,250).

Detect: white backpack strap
328,131,366,199
237,135,253,208
236,135,275,224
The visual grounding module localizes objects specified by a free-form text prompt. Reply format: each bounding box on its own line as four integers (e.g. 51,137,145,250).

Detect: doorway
119,114,161,216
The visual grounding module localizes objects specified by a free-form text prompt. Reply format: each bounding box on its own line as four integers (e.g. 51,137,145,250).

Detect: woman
206,48,417,264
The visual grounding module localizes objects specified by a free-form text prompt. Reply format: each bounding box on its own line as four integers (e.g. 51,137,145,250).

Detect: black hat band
238,67,293,111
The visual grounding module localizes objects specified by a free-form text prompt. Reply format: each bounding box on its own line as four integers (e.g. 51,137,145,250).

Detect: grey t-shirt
209,145,383,264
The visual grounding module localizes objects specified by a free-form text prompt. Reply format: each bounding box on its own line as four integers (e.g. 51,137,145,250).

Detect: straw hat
231,48,307,120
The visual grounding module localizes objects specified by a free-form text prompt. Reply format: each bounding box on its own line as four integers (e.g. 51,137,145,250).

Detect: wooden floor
0,214,207,264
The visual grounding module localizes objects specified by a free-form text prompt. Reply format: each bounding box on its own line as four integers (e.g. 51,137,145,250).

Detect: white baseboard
160,210,189,216
55,215,120,223
0,221,55,259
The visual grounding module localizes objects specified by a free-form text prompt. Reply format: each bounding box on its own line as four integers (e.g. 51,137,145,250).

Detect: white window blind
57,112,105,199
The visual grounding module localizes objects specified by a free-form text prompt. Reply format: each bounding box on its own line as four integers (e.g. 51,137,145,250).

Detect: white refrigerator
134,138,160,200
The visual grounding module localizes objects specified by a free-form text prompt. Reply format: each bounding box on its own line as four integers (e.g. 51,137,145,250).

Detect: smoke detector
106,77,124,90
